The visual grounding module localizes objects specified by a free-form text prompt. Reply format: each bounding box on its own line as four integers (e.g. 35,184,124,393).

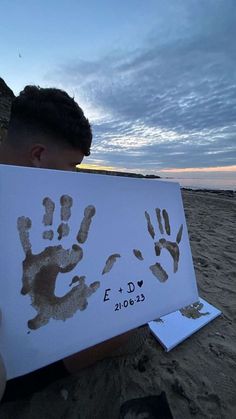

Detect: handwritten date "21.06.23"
115,294,145,311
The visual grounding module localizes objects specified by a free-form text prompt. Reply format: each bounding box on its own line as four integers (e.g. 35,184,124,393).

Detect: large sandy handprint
133,208,183,282
17,195,100,330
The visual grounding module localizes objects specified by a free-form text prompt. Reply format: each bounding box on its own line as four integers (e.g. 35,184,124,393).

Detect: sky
0,0,236,177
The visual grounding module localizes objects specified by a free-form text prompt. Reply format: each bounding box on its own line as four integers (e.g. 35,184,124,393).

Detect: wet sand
1,189,236,418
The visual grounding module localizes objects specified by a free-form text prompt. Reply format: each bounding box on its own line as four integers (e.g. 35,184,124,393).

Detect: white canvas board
149,298,221,351
0,164,198,379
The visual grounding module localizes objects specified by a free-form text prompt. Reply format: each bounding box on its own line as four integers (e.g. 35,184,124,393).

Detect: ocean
161,175,236,191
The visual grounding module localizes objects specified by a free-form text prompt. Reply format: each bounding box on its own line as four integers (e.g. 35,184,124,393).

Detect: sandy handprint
133,208,183,282
17,195,100,330
180,301,209,319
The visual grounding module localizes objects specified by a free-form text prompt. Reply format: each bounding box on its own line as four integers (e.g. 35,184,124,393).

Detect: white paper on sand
0,164,199,379
149,297,221,351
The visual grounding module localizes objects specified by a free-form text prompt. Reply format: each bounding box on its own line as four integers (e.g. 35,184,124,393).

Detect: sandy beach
0,189,235,419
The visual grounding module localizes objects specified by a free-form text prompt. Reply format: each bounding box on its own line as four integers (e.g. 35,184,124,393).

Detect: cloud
48,0,236,172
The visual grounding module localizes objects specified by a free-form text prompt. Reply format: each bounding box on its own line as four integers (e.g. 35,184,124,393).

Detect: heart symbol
137,280,143,288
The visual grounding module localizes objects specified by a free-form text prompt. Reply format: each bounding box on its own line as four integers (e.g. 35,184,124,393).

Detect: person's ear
30,144,46,167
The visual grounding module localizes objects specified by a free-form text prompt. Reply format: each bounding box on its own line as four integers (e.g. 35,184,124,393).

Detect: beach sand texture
0,189,235,419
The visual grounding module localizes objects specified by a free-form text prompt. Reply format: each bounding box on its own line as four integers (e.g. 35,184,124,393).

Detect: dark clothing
2,360,69,403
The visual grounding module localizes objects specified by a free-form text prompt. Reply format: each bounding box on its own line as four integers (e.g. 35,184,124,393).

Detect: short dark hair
8,85,92,156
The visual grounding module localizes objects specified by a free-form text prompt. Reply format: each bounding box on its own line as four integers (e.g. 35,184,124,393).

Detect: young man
0,85,90,170
0,85,136,402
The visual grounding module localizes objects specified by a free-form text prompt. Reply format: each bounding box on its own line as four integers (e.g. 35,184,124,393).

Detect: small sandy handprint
17,195,100,330
180,301,209,319
133,208,183,282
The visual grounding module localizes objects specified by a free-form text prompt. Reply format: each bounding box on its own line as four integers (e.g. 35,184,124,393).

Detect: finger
155,208,164,234
42,230,54,240
133,249,144,260
42,197,55,226
69,275,86,287
17,216,32,254
162,209,171,235
154,241,162,256
57,223,70,240
102,253,121,275
77,205,96,244
145,211,155,239
149,263,168,282
176,224,183,244
57,195,73,241
60,195,73,221
42,197,55,240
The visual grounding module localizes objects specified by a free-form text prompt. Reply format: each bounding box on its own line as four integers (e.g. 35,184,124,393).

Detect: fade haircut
7,86,92,156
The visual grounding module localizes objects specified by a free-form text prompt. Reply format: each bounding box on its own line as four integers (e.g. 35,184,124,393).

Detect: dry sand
0,189,235,419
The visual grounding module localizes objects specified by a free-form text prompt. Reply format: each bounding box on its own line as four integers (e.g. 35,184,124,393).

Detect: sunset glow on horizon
78,163,116,171
158,165,236,174
78,164,236,174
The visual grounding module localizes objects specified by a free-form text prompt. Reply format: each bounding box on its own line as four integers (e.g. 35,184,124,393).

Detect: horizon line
78,164,236,174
